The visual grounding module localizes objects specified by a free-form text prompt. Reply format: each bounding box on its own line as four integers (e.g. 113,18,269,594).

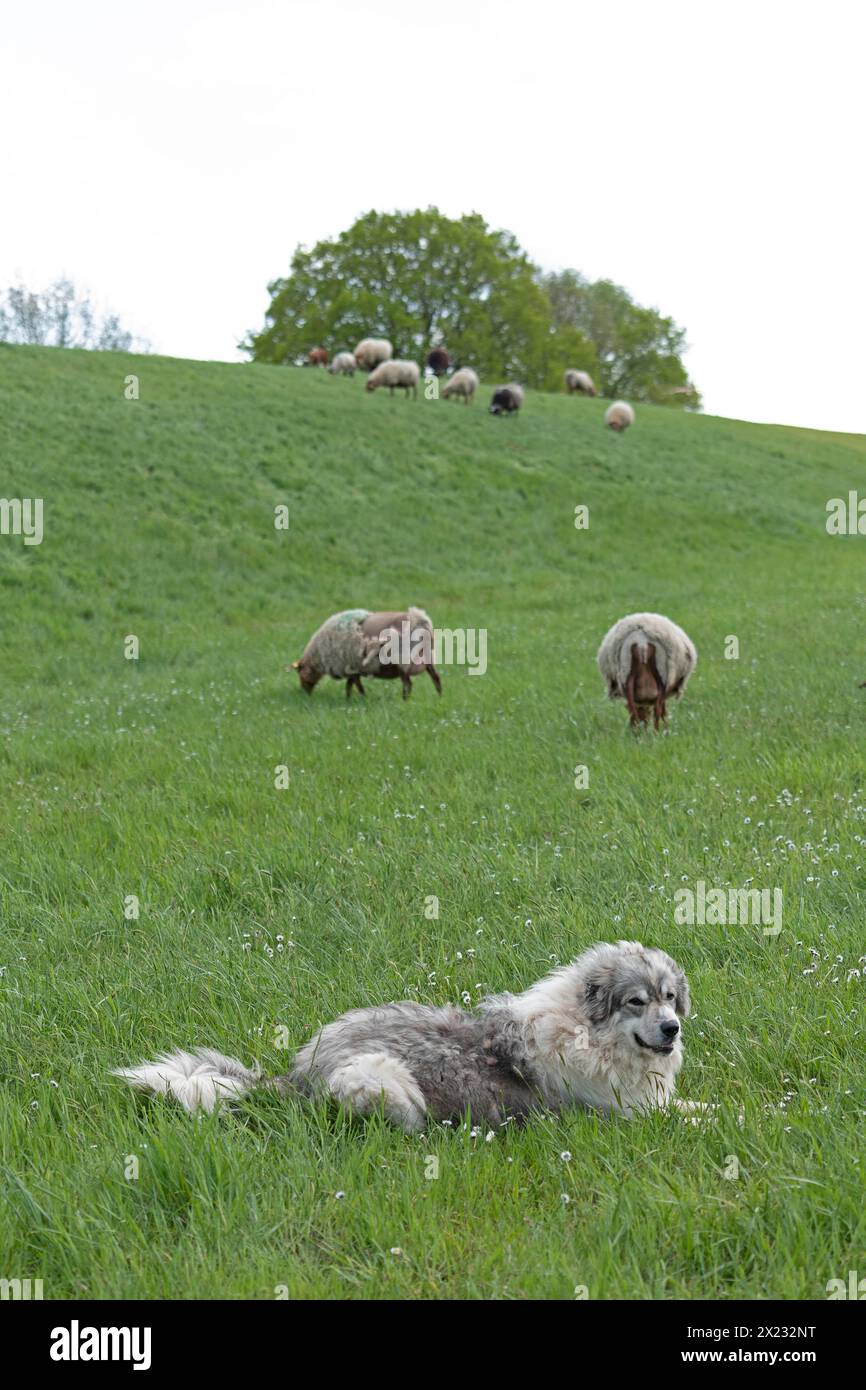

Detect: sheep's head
291,658,321,694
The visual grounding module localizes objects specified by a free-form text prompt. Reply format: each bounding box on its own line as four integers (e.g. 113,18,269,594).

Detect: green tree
0,278,149,351
540,270,700,406
242,208,556,386
244,210,699,406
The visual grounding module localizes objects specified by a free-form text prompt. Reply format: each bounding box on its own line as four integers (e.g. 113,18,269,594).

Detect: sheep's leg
425,664,442,694
646,644,667,729
625,674,640,727
624,648,642,726
400,673,412,699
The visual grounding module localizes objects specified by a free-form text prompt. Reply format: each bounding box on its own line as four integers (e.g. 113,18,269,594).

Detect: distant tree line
0,278,149,352
243,208,700,406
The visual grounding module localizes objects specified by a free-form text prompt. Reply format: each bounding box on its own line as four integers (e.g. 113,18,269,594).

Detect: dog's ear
583,969,615,1023
674,970,690,1019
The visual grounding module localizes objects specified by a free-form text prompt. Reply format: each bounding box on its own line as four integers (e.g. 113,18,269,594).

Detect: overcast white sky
2,0,863,432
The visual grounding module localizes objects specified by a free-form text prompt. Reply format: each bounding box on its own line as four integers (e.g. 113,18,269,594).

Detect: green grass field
1,342,865,1300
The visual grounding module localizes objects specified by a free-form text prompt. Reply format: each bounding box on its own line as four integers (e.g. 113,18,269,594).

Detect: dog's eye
628,997,644,1007
665,991,675,1001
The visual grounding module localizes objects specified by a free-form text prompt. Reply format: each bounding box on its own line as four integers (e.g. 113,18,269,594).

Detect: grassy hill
1,342,865,1299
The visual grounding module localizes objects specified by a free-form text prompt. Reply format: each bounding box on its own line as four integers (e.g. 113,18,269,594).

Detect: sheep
308,347,329,367
605,400,635,432
292,608,442,699
597,613,697,729
565,369,597,396
328,352,356,377
441,367,479,404
427,348,451,376
353,338,393,371
489,384,523,416
365,360,420,399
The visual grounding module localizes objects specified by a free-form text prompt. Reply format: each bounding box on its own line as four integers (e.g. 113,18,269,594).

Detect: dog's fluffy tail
112,1048,263,1113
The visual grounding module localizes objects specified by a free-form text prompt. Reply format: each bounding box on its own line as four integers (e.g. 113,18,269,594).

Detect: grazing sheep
308,347,329,367
605,401,635,432
328,352,356,377
292,608,442,699
565,369,597,396
353,338,393,371
489,384,524,416
441,367,479,404
366,360,420,399
427,348,451,376
598,613,697,729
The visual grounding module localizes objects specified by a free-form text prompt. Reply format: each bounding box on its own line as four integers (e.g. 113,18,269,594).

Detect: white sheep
605,401,635,432
292,607,441,698
365,360,420,399
597,613,697,728
329,352,356,376
441,368,479,403
565,369,597,396
353,338,393,371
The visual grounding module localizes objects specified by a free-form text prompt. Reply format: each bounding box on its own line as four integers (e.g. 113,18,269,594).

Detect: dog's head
580,940,689,1057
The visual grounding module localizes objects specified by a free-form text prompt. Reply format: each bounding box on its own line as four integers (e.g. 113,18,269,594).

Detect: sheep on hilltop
489,384,523,415
365,360,420,399
565,370,596,396
442,368,479,404
605,401,635,432
354,338,393,371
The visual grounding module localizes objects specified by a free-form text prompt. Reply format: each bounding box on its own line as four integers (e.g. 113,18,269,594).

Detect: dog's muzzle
635,1023,679,1055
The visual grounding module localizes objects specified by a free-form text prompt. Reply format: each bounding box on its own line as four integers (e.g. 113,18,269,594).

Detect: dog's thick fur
114,942,694,1131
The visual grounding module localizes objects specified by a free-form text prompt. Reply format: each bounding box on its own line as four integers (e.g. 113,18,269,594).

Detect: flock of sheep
306,339,635,431
291,339,697,727
291,341,697,728
293,341,706,728
292,603,696,729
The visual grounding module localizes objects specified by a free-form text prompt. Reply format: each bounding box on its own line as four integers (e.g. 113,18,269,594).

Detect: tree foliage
243,208,561,386
244,209,698,405
540,269,700,405
0,278,149,352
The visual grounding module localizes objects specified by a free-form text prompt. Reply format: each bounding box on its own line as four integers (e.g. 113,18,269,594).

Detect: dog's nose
661,1020,680,1039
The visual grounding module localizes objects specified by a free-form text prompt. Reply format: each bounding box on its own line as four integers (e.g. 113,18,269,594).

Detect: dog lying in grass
115,942,712,1131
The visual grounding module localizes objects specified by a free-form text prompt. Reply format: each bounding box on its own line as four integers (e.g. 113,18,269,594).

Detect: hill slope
1,344,865,1299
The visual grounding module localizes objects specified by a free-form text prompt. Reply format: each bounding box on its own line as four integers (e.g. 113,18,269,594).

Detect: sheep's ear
674,971,691,1019
584,970,615,1023
291,660,301,670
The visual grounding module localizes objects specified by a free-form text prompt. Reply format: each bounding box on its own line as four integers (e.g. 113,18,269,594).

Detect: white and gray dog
115,941,699,1130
